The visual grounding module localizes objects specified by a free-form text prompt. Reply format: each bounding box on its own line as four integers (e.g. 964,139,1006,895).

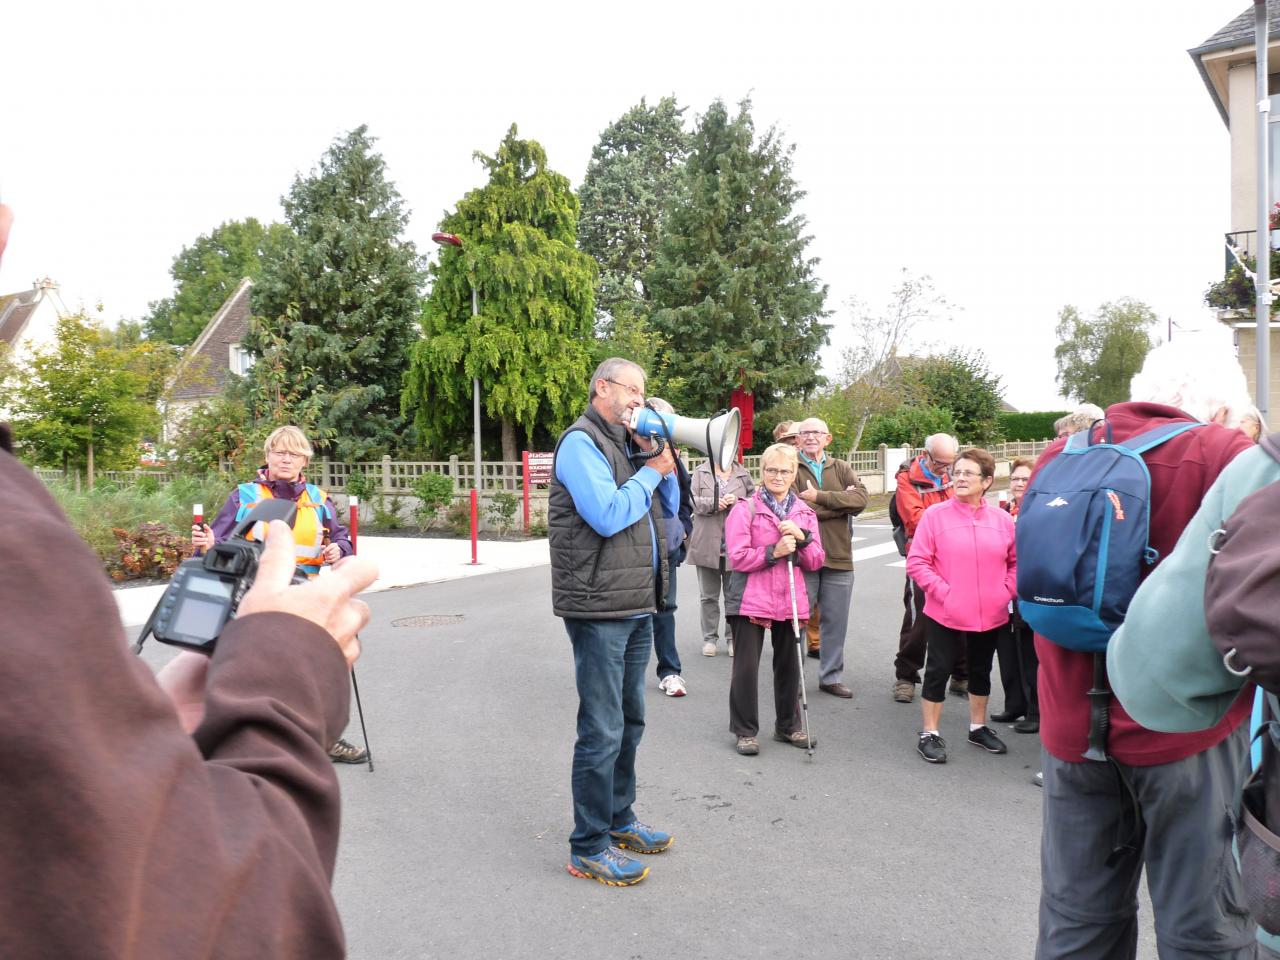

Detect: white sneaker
702,642,717,657
659,675,687,697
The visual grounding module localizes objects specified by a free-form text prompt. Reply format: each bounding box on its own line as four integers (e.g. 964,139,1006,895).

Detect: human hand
191,523,214,553
719,494,737,510
778,519,803,539
774,534,797,557
798,486,818,503
647,443,676,476
237,519,377,668
156,651,211,734
322,542,342,564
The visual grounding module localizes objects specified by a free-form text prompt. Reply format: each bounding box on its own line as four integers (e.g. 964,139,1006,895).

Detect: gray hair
923,433,958,457
1128,336,1249,426
797,417,829,434
589,357,645,400
1054,404,1105,437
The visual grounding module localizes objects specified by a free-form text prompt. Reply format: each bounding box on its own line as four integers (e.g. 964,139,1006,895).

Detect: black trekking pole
1083,652,1110,762
349,661,374,772
787,555,814,759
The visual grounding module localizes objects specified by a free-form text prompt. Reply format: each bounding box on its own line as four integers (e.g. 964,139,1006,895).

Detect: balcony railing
1226,230,1258,275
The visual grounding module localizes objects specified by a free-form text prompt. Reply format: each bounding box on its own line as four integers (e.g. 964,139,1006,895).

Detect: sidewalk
113,536,550,629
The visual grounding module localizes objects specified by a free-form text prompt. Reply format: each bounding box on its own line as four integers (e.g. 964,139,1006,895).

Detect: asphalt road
303,524,1157,959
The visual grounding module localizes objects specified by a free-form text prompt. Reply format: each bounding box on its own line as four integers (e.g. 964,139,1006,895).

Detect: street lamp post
432,231,482,496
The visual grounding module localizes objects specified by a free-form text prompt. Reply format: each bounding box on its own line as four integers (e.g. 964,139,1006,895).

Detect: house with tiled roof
162,277,255,442
1190,1,1280,421
0,277,69,366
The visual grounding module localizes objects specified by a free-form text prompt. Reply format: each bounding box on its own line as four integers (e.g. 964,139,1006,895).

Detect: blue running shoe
610,820,674,854
566,846,649,886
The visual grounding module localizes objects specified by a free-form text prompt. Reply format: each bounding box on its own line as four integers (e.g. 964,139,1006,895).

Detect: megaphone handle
634,434,667,461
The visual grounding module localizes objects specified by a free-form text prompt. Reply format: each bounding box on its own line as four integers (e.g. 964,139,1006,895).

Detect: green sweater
1108,444,1280,732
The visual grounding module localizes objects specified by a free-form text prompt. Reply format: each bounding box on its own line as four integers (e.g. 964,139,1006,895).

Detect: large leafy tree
578,96,689,327
905,348,1004,443
647,98,829,416
402,125,597,460
144,219,289,345
1,313,155,481
1055,299,1156,408
244,125,424,461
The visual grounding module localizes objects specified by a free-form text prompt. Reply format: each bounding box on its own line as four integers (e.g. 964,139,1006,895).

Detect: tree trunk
87,439,95,491
501,419,518,489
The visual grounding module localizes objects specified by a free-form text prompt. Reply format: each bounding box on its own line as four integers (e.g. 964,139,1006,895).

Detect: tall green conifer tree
402,126,596,460
648,99,829,415
244,126,423,460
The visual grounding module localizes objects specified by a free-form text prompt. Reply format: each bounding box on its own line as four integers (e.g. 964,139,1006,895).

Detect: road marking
852,541,905,563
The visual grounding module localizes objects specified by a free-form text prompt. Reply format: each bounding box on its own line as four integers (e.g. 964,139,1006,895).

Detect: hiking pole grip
1083,651,1110,762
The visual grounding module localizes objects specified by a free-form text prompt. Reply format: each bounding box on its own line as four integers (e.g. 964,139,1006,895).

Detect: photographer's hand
156,652,211,734
237,519,377,668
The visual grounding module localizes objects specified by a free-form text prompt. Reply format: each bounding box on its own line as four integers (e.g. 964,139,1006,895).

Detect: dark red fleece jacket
1032,402,1254,766
0,425,351,958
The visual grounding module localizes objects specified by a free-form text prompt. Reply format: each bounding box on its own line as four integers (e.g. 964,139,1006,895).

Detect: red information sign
525,451,554,485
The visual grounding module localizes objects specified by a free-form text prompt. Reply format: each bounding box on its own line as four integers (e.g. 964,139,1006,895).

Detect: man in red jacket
891,433,967,703
1033,339,1256,959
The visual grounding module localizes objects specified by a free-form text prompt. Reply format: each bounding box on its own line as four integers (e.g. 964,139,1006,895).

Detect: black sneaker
968,725,1008,754
917,732,947,763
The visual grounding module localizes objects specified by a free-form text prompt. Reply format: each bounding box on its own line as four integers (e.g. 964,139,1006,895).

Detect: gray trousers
1037,727,1256,960
695,561,732,646
801,566,854,686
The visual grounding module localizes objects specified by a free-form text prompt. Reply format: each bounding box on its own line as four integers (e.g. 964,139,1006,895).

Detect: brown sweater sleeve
0,451,349,959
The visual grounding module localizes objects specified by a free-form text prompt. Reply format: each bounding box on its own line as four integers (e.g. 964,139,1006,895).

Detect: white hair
1128,335,1249,426
924,433,958,456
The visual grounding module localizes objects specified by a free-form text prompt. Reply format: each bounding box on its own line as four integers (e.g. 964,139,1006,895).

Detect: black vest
548,406,668,619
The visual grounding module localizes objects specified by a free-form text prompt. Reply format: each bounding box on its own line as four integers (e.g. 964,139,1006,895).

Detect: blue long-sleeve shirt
554,430,679,549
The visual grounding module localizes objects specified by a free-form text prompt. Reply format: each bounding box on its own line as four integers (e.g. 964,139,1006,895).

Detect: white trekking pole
787,555,814,759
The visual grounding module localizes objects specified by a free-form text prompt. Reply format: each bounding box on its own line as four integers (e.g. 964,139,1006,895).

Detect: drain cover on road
392,614,465,628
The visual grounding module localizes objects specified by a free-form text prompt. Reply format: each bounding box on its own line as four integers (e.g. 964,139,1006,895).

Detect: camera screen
170,572,233,641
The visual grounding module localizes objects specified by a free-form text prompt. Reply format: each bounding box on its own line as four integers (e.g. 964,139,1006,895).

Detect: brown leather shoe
819,682,853,699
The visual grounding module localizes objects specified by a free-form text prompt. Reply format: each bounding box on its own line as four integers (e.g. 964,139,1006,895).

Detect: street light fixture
431,232,482,498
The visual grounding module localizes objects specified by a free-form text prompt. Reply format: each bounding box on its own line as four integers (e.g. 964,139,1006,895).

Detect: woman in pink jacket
905,447,1016,764
724,443,826,756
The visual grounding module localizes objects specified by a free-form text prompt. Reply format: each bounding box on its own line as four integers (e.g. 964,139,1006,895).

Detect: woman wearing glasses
905,447,1017,764
992,458,1039,732
723,444,825,755
191,425,365,764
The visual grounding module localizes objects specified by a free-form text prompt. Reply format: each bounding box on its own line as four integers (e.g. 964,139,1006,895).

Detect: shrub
862,404,957,448
445,499,471,537
106,522,189,581
371,496,405,530
996,411,1067,442
411,472,455,530
345,469,377,501
486,491,520,534
527,508,548,538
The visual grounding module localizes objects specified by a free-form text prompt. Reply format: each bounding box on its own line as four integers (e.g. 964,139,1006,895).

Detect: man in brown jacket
794,417,869,698
0,420,377,959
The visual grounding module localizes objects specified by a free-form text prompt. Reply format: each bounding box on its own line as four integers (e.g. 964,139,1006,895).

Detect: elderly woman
688,450,754,658
723,443,825,756
192,425,364,764
991,457,1039,733
906,447,1016,764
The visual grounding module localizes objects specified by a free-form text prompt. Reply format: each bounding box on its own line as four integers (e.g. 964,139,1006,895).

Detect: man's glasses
952,469,984,480
797,430,824,438
605,378,644,398
762,467,795,477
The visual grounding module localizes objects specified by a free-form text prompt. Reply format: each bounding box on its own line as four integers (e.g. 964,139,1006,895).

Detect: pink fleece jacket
725,491,826,621
905,497,1016,632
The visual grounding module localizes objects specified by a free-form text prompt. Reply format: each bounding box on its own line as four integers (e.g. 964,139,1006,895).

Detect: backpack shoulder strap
1122,421,1205,455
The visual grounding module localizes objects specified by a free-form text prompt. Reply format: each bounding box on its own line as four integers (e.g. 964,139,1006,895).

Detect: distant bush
862,405,957,448
996,411,1067,442
411,472,455,530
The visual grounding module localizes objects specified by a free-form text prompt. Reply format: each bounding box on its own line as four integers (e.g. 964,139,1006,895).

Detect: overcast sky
1,1,1254,411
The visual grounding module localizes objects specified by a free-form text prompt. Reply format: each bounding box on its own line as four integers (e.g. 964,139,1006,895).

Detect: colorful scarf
760,488,795,522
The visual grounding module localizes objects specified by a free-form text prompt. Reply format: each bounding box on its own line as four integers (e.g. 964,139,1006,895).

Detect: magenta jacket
725,490,826,621
906,497,1016,632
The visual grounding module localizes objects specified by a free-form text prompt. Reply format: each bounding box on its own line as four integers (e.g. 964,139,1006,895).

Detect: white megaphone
629,406,742,472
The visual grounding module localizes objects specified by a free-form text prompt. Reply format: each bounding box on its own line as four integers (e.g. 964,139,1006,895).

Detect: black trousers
995,611,1039,720
922,617,999,703
895,575,967,684
728,616,801,738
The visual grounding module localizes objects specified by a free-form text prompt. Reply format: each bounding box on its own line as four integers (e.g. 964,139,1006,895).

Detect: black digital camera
136,499,308,655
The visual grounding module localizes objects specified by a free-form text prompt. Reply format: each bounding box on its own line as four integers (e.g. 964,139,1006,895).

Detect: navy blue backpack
1016,420,1205,653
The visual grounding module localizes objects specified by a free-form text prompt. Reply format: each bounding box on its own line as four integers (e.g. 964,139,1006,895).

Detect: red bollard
470,488,479,565
349,495,359,554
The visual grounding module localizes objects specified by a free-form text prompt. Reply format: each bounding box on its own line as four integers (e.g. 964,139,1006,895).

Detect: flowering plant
1270,201,1280,231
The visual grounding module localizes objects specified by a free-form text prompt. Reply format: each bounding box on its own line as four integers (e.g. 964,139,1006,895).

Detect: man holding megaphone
549,358,681,888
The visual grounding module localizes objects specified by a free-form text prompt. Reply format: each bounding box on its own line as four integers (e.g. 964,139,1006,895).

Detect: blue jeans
652,552,682,679
564,617,651,856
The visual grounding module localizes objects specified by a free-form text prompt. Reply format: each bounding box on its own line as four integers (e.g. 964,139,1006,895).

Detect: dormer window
229,343,255,376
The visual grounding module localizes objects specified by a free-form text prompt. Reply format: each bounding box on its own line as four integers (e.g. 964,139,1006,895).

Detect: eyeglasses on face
605,378,644,398
797,430,824,438
1010,474,1031,484
952,469,985,480
928,455,955,469
762,467,795,477
269,449,305,461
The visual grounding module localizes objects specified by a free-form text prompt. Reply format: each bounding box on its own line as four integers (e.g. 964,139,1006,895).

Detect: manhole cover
392,614,465,628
